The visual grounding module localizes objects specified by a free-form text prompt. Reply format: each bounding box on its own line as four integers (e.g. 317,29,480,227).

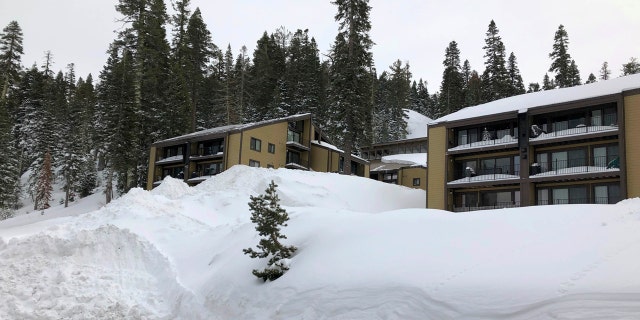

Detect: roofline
152,113,312,147
364,136,429,149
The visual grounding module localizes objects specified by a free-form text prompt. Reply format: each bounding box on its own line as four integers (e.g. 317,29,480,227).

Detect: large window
249,159,260,167
536,148,586,172
593,144,618,168
250,137,262,151
163,145,184,158
594,184,621,204
537,186,588,205
455,155,519,180
454,123,517,147
197,139,224,156
196,162,223,176
454,189,520,211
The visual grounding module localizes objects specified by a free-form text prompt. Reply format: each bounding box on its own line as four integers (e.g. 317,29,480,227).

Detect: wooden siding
240,122,289,168
226,132,242,166
427,126,447,209
399,167,427,190
146,146,157,190
624,93,640,198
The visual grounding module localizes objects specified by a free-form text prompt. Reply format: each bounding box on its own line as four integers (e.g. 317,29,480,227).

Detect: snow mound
0,225,202,319
152,176,196,199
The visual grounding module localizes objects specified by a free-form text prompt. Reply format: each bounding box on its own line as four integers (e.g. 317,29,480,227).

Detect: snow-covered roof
404,109,432,138
153,113,312,146
430,74,640,125
381,153,426,166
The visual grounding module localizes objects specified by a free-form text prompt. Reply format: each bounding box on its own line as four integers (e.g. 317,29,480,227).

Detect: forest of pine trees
0,0,638,218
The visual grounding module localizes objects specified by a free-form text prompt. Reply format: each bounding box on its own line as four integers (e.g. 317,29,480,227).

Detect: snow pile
381,153,426,166
2,166,640,319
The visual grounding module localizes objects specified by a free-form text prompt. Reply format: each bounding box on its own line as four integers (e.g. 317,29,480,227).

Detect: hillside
1,166,640,319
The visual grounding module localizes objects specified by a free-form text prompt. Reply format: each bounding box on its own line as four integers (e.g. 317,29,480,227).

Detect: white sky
1,0,638,93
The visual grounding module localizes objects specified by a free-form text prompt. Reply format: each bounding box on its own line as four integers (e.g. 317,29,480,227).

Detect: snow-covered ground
2,166,640,319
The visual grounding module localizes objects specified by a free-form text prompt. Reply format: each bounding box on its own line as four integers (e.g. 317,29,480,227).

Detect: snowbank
2,166,640,319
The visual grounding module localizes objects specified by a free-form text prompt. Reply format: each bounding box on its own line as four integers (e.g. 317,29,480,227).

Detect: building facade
361,137,427,190
427,74,640,211
147,114,369,190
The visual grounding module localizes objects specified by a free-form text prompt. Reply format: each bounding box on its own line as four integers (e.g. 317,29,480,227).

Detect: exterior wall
310,144,332,172
240,122,288,168
625,93,640,198
398,167,427,190
146,146,157,190
226,132,242,167
427,125,447,209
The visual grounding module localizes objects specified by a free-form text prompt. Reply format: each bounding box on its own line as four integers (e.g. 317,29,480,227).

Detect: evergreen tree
480,20,509,102
0,86,19,219
506,52,525,96
327,0,374,174
233,45,251,123
247,32,286,122
527,83,541,93
549,25,580,88
438,41,464,114
621,57,640,76
542,73,555,90
599,61,611,80
243,180,297,282
465,70,482,107
0,21,23,108
283,29,324,118
34,149,53,211
386,60,410,140
586,73,597,84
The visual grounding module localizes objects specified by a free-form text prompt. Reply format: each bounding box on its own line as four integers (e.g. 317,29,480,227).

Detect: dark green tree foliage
0,21,23,108
247,32,286,122
283,29,324,119
96,45,138,198
34,149,53,210
599,61,611,80
184,7,215,131
465,70,482,107
586,73,597,84
527,82,541,93
506,52,525,96
243,180,297,282
409,79,433,117
372,71,390,142
542,73,555,90
480,20,509,102
438,41,464,115
549,25,580,88
0,87,19,219
621,57,640,76
167,0,192,134
328,0,374,174
386,60,410,140
232,45,252,123
219,44,238,125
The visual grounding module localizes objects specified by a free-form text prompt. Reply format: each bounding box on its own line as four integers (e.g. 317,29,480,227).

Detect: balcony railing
453,201,521,212
449,135,517,152
537,196,622,205
530,123,617,141
530,156,619,177
449,164,520,184
285,156,309,169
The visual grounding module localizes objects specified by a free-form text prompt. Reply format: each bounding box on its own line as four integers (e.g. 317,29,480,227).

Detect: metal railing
530,115,618,139
530,155,619,176
537,196,621,205
453,201,521,212
455,164,520,181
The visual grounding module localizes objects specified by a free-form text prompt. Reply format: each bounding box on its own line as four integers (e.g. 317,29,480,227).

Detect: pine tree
586,73,597,84
328,0,374,174
549,25,580,88
599,61,611,80
542,73,555,90
480,20,509,102
386,60,410,140
465,70,482,107
0,21,23,108
243,180,297,282
621,57,640,76
506,52,525,96
0,86,19,219
283,29,324,118
439,41,464,114
527,83,541,93
34,149,53,211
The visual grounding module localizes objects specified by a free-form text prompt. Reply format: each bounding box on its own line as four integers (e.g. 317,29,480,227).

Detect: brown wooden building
361,137,427,190
147,114,369,190
427,74,640,211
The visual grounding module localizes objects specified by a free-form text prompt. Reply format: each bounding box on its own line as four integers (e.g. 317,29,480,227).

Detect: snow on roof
381,153,426,166
311,140,367,163
404,109,432,138
431,74,640,125
153,113,312,146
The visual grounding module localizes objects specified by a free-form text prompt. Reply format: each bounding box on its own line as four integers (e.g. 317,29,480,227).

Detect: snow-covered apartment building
361,137,428,190
427,73,640,211
146,113,369,189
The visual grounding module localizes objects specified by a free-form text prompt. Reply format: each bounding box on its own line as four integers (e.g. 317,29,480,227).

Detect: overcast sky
1,0,639,93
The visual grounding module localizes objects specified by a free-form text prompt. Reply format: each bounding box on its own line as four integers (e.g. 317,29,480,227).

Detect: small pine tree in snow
243,180,297,282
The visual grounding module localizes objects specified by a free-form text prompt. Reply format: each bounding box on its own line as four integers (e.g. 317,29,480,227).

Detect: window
287,151,301,165
197,139,224,156
250,138,261,151
412,178,421,186
383,172,398,184
268,143,275,154
594,184,621,204
593,144,618,168
267,164,274,169
249,159,260,167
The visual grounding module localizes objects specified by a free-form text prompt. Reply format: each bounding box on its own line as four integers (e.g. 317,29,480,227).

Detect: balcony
155,154,184,165
448,164,520,185
448,135,517,153
453,201,520,212
537,196,622,206
190,145,224,161
529,155,619,179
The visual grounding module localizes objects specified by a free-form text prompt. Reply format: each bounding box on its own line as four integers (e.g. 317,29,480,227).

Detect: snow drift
2,166,640,319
